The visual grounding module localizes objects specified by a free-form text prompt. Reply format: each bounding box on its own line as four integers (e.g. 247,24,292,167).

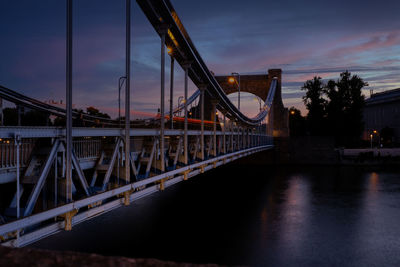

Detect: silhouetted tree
86,106,110,119
301,71,367,146
3,107,51,126
288,107,306,136
23,110,51,126
301,77,326,135
325,79,343,140
380,127,395,147
53,106,111,127
3,107,18,125
325,71,367,145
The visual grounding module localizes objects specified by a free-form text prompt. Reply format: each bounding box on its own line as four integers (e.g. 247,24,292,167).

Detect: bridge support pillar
236,125,240,151
199,85,206,160
66,0,73,203
267,69,289,137
124,0,131,184
158,25,169,174
242,127,245,148
211,100,218,157
230,123,234,152
0,97,3,126
169,56,174,129
182,62,191,165
223,114,226,154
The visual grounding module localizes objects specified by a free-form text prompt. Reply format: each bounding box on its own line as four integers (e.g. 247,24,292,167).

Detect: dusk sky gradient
1,0,400,118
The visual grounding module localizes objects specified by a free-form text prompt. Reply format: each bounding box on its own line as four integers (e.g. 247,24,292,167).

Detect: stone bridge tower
214,69,289,137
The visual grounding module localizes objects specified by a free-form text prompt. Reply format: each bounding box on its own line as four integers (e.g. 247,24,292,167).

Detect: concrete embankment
239,137,400,166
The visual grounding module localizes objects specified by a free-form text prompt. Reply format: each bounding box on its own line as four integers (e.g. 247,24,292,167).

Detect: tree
288,107,306,136
86,106,110,119
325,79,344,140
325,71,367,145
3,107,51,126
3,107,18,125
301,71,367,145
301,77,326,135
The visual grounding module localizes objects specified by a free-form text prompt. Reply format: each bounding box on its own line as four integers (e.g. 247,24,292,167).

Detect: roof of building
366,88,400,106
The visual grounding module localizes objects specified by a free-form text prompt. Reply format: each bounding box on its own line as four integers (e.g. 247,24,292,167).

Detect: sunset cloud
1,0,399,118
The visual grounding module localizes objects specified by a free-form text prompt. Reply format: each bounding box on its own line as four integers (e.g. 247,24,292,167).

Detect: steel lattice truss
0,0,277,247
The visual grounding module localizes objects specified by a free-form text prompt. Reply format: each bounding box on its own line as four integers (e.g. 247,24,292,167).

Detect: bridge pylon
215,69,289,137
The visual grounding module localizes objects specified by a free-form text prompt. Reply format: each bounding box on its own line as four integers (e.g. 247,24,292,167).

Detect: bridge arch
215,69,289,137
215,69,282,102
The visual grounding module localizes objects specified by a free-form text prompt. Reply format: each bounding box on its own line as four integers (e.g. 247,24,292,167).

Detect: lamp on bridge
228,72,241,111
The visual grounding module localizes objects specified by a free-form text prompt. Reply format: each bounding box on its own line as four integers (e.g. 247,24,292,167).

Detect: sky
1,0,400,118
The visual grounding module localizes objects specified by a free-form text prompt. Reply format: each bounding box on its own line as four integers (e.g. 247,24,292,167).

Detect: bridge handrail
0,127,259,139
0,144,272,237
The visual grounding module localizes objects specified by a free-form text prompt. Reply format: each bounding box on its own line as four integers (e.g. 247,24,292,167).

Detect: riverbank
248,137,400,166
0,246,223,267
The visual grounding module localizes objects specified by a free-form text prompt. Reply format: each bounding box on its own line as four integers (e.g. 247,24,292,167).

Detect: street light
370,133,373,149
373,130,381,148
167,47,173,55
118,76,127,128
228,72,241,111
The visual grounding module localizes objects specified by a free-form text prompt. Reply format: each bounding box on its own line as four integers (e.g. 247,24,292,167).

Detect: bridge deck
0,142,272,247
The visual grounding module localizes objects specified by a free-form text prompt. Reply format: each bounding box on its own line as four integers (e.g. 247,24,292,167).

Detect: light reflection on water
279,176,311,257
32,166,400,266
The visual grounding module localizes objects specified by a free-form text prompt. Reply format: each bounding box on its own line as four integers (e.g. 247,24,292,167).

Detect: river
31,163,400,266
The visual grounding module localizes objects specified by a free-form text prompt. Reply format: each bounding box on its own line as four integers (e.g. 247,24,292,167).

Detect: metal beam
159,26,168,173
125,0,131,184
183,63,190,165
169,57,174,129
200,86,205,160
0,127,239,139
71,150,90,196
102,139,122,190
24,140,61,217
66,0,73,203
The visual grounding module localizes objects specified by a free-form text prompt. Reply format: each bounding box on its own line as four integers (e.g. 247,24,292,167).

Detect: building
363,88,400,144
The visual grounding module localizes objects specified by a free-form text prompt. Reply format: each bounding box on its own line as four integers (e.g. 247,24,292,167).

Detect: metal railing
0,138,103,171
0,140,35,169
73,139,101,159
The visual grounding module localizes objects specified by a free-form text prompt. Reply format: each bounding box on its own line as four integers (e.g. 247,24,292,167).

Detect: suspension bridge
0,0,288,247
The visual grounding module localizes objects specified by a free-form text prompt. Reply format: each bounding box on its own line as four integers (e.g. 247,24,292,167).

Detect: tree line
2,106,110,126
290,71,368,146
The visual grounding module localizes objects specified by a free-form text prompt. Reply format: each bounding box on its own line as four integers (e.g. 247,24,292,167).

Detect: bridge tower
214,69,289,137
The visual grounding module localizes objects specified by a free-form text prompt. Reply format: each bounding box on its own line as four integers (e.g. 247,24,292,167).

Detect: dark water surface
32,163,400,266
